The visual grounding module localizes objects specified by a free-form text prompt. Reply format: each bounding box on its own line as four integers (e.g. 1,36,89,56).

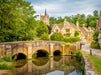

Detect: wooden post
90,49,92,55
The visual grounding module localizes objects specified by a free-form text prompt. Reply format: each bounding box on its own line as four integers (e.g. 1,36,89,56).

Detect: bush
64,33,71,37
32,53,37,58
65,43,70,46
40,33,49,40
63,37,81,43
75,50,82,62
0,59,5,62
3,55,14,62
74,30,79,37
93,30,99,41
0,63,14,70
50,32,64,41
90,41,100,49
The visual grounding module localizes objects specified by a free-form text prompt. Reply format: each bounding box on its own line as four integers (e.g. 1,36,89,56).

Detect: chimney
83,24,85,27
64,18,67,25
76,21,79,27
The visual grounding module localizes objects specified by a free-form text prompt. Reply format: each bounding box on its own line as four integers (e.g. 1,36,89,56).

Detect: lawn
88,55,101,74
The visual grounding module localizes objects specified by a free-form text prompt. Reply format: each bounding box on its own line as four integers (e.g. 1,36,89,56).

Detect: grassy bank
0,55,15,70
88,55,101,74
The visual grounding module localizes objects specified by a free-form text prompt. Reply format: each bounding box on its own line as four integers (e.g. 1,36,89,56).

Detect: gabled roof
51,20,91,36
52,24,64,31
79,27,88,36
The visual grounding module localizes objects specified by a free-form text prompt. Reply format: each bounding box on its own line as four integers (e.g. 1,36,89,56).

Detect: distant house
40,9,94,43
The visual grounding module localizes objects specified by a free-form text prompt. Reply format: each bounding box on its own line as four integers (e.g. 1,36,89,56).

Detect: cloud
29,0,101,19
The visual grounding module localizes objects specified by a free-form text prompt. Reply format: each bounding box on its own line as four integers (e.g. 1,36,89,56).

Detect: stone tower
40,9,49,25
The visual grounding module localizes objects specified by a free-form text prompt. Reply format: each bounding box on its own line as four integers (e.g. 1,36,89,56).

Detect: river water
1,56,83,75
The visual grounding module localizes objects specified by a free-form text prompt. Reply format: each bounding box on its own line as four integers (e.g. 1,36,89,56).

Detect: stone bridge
0,41,78,59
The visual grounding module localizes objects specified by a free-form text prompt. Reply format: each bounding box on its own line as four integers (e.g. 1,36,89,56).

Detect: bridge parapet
0,41,77,58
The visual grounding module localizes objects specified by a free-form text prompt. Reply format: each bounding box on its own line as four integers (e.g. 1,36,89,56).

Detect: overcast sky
25,0,101,19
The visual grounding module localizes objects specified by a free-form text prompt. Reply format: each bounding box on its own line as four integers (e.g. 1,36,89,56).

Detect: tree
40,33,49,40
93,30,99,41
49,17,57,26
93,10,98,18
0,0,37,42
89,20,96,28
36,21,49,37
50,32,63,41
74,30,79,37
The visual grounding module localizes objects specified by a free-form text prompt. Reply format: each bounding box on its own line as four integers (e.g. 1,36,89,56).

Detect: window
55,29,58,32
66,29,70,32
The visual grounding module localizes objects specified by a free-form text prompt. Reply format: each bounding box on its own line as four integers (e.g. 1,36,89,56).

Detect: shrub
93,30,99,41
32,53,37,58
75,50,82,61
90,41,100,49
64,33,71,37
3,55,14,62
74,30,79,37
0,63,14,70
40,33,49,40
50,32,64,41
64,37,81,43
0,59,5,62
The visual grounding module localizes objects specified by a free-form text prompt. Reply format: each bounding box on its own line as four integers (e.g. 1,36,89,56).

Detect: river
1,56,83,75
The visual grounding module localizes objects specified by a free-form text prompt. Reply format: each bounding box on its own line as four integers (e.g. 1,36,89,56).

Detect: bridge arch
53,50,62,56
33,49,49,57
12,53,27,60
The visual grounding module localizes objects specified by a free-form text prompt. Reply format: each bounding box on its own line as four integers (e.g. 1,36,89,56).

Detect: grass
3,55,15,62
0,63,14,70
88,55,101,74
0,59,5,63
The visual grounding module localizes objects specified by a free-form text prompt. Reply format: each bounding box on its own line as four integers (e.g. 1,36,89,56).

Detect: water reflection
1,56,83,75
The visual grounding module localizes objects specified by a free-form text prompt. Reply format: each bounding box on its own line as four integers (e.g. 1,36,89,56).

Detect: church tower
40,9,49,25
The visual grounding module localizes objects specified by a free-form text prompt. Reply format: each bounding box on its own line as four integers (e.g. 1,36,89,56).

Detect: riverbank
82,55,97,75
81,44,101,75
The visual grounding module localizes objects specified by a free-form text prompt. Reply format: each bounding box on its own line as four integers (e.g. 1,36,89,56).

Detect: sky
25,0,101,19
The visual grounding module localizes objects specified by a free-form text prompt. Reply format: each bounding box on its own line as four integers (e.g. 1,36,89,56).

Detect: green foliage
49,10,98,28
0,0,37,42
74,30,79,37
3,55,14,62
36,21,49,37
49,16,64,26
75,50,82,61
64,33,71,37
90,41,100,49
65,43,70,46
40,33,49,40
0,59,5,62
32,53,37,59
93,10,98,18
88,55,101,74
63,37,81,43
0,63,14,70
50,32,64,41
93,30,99,41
